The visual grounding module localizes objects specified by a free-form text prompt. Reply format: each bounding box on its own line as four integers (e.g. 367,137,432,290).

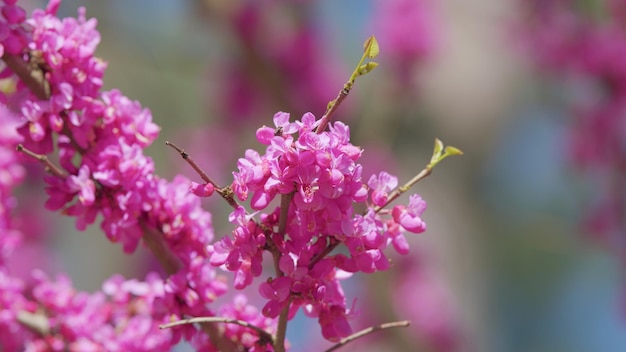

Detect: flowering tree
0,1,461,351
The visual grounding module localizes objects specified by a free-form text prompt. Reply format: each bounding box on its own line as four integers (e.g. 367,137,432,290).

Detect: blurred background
15,0,626,351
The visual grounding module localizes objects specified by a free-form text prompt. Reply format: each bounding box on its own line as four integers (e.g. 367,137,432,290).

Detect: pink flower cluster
520,0,626,244
210,111,427,341
0,0,436,350
0,1,271,350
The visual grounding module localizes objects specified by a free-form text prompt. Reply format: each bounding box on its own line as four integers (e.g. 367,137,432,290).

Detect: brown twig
160,316,274,346
277,192,294,236
165,141,217,186
315,84,351,134
272,191,293,352
324,320,411,352
16,144,68,178
308,237,339,270
165,140,239,209
374,167,431,213
139,219,183,275
274,297,292,352
2,53,50,100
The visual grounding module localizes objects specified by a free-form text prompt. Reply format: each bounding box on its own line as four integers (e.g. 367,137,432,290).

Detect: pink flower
66,164,95,206
392,194,427,234
368,171,398,207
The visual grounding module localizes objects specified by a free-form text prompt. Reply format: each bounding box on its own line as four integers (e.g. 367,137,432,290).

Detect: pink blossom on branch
0,1,245,349
0,0,455,350
215,110,429,341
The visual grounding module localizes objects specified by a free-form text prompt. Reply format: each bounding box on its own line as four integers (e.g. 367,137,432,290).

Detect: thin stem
165,141,217,186
165,140,239,209
274,298,291,352
324,320,411,352
374,167,431,213
315,84,351,134
139,220,182,275
309,167,432,269
273,191,292,351
308,238,339,270
2,53,50,100
160,317,274,346
277,192,294,236
16,144,67,178
139,218,235,351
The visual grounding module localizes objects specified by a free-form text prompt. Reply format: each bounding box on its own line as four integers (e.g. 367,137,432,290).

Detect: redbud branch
316,35,377,134
4,53,86,154
274,297,292,352
6,53,237,351
2,53,50,100
16,144,68,178
277,191,294,236
324,320,411,352
267,234,290,351
374,167,431,213
139,219,182,275
164,141,216,185
140,220,238,352
308,237,339,270
315,83,351,134
160,317,274,346
165,140,239,209
269,193,291,352
309,167,432,268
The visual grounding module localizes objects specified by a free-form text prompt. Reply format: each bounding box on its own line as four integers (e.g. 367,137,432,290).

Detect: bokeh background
15,0,626,351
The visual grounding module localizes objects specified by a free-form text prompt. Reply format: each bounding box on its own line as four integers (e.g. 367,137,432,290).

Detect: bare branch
16,144,68,178
160,316,274,345
325,320,411,352
165,140,239,209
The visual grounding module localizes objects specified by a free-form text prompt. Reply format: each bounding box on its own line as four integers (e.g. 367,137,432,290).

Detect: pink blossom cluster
2,267,175,351
0,0,272,350
209,111,427,341
520,0,626,244
0,0,438,350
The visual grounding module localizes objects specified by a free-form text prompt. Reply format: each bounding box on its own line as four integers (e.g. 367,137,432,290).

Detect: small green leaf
428,139,462,170
356,62,379,76
363,36,380,59
432,138,443,157
443,146,464,157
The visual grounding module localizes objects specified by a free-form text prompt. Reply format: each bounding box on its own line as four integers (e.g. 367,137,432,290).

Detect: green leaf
363,36,380,59
356,62,379,76
443,145,464,157
428,139,462,170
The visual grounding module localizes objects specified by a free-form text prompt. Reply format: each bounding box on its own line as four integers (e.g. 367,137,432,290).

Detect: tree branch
324,320,411,352
160,316,274,346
